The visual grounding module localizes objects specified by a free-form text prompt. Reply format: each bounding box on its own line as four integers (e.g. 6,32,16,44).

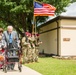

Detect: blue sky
61,2,76,16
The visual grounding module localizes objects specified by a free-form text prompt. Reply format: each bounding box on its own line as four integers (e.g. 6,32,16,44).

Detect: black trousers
8,43,13,49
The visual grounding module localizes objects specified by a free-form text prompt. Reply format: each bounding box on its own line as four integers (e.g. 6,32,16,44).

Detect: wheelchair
3,47,22,73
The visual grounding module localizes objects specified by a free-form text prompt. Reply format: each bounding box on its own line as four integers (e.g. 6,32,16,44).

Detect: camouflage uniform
35,45,39,62
28,34,39,62
30,41,35,62
35,35,42,62
21,33,42,63
26,36,34,62
21,37,29,63
30,35,37,62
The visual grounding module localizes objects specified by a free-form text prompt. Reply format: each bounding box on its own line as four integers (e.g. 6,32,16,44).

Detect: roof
39,16,76,28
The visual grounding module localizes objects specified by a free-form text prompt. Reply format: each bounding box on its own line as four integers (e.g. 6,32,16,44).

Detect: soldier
21,34,29,63
29,34,36,62
21,31,32,63
35,34,42,62
26,33,34,63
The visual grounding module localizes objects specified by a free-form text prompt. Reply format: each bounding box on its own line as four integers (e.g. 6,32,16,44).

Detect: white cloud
61,2,76,16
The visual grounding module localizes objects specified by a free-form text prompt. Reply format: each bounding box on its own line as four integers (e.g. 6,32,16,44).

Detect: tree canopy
0,0,75,37
0,0,33,36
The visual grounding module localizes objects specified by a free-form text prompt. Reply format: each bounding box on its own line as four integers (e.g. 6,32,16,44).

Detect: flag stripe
34,8,55,16
34,8,55,12
43,3,56,10
34,2,56,16
34,14,54,16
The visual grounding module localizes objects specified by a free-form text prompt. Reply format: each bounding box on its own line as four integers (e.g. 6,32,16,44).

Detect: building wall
39,22,57,55
39,18,76,56
40,22,57,33
59,19,76,56
61,19,76,26
60,29,76,56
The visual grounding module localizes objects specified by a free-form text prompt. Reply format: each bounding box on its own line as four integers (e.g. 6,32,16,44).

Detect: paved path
0,64,42,75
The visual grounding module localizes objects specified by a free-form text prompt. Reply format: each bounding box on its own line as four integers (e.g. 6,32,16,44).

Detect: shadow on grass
39,53,56,58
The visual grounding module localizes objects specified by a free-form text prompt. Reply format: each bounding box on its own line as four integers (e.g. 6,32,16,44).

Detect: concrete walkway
0,64,42,75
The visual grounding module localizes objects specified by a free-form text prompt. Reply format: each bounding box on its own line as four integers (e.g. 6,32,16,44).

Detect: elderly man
3,26,19,49
3,25,20,70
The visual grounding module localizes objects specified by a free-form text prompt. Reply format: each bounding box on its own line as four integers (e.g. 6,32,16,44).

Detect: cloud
61,2,76,16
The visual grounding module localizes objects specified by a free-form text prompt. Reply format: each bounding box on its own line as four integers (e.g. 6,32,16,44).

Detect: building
39,16,76,56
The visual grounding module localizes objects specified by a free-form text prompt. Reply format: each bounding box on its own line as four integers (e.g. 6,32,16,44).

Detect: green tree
71,0,76,3
0,0,33,36
0,0,74,37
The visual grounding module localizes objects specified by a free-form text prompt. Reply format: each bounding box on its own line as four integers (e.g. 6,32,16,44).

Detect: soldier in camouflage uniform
29,34,36,62
34,34,42,62
21,31,42,63
21,32,31,63
26,34,34,63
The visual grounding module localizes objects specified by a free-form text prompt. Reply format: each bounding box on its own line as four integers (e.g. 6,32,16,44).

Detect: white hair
7,26,13,30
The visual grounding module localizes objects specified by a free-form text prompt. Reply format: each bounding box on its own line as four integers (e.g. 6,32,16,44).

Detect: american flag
34,2,56,16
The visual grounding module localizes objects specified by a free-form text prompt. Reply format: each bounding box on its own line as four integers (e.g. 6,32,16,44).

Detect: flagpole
34,16,36,36
33,0,37,55
33,0,36,36
33,0,34,34
33,0,38,49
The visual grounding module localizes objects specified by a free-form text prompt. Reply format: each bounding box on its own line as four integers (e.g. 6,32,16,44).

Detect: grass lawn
25,57,76,75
